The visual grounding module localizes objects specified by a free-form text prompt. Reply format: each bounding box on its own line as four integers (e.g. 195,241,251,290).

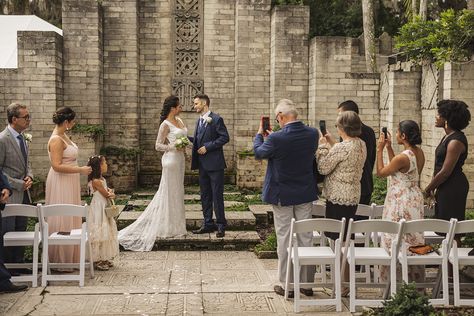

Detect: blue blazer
191,112,230,171
0,172,12,210
254,121,319,206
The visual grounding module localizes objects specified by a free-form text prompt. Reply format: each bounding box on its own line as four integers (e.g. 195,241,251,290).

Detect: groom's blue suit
191,112,229,230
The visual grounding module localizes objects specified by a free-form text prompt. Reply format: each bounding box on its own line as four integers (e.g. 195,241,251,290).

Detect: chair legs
335,257,342,312
349,257,356,313
293,262,301,313
453,259,460,306
32,240,39,288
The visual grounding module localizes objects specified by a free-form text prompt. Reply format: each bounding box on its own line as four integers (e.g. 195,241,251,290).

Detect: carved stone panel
172,0,203,111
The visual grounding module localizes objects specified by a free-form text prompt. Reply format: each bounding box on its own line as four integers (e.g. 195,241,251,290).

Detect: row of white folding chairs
2,203,94,287
285,217,467,313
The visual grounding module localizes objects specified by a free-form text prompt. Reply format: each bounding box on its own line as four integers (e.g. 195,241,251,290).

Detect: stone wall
0,31,63,179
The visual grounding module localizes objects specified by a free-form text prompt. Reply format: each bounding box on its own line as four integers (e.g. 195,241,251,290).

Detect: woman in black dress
424,100,471,242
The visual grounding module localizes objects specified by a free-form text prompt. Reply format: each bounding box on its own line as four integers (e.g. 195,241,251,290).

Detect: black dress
434,131,469,221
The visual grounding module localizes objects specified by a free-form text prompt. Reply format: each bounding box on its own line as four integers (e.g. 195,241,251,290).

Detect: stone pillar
271,5,309,120
17,31,64,179
442,62,474,208
379,67,421,153
62,0,103,126
102,0,140,148
234,0,271,153
202,0,236,171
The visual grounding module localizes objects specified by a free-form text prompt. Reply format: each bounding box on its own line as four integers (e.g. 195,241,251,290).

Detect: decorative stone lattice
172,0,203,110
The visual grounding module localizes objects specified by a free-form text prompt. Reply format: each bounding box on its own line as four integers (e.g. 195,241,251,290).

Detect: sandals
94,261,109,271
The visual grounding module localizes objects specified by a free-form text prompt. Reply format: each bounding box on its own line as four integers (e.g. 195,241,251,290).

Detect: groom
191,94,229,238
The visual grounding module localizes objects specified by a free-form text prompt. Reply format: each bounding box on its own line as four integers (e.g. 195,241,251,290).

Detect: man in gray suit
0,103,33,270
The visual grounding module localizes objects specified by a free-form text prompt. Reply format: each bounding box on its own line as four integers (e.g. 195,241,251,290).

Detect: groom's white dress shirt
200,110,211,127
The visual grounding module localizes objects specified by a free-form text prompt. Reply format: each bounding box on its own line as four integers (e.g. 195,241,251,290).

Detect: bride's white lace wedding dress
118,119,187,251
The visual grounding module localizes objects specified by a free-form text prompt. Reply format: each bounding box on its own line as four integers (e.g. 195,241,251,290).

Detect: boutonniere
22,133,32,143
205,117,212,125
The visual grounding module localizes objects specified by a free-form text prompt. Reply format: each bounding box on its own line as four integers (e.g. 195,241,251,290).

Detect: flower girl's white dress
118,119,187,251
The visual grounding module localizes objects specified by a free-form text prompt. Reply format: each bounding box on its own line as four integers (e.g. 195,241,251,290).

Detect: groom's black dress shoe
192,226,215,234
216,229,225,238
0,282,28,293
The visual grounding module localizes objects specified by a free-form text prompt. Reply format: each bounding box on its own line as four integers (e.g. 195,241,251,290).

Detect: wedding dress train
118,119,187,251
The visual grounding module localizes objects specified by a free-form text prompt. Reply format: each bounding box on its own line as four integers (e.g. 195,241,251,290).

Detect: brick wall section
0,31,64,180
102,0,140,148
309,37,379,135
62,0,103,127
442,62,474,208
202,0,236,170
271,5,309,121
234,0,271,152
137,0,172,184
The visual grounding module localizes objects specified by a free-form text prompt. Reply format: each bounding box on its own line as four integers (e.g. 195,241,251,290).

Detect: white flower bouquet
175,136,190,149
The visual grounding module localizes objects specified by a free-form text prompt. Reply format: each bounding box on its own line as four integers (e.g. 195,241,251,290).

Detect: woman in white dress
118,95,188,251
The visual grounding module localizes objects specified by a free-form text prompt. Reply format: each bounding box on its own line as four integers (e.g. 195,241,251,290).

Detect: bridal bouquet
175,136,190,149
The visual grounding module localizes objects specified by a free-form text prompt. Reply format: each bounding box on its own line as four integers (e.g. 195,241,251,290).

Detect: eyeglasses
275,112,281,124
16,115,30,121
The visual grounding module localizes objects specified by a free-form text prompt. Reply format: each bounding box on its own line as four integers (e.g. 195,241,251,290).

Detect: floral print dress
380,149,424,282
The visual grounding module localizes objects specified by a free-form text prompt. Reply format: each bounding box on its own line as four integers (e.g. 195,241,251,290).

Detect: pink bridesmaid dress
45,135,82,264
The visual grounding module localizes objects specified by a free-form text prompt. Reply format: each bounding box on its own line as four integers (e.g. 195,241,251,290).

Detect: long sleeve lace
155,122,175,152
316,142,349,175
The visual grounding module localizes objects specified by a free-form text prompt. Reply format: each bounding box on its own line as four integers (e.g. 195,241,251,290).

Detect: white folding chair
353,204,376,283
449,219,474,306
285,218,345,312
398,219,454,306
342,219,404,313
40,204,94,287
2,204,41,287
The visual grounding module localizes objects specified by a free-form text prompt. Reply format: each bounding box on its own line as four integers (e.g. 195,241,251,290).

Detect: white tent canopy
0,15,62,69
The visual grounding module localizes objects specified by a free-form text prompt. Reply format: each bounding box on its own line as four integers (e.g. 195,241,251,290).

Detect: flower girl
87,155,119,271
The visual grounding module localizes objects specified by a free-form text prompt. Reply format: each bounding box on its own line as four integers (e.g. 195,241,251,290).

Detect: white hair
275,99,298,118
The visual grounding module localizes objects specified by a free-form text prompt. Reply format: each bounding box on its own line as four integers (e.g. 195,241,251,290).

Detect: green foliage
255,230,277,252
371,175,387,205
307,0,403,38
100,146,142,158
71,124,105,140
237,149,254,158
463,210,474,248
395,9,474,66
377,282,439,316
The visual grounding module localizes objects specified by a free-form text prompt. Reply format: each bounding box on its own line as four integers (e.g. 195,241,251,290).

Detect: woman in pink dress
45,107,92,264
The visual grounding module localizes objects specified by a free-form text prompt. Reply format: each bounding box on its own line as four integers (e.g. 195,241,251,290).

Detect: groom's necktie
17,135,27,163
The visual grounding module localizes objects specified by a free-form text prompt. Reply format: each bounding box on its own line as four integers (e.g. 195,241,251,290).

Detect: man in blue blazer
0,172,27,293
191,94,229,238
254,99,318,297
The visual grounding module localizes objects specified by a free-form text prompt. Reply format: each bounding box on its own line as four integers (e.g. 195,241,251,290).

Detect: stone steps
117,210,256,231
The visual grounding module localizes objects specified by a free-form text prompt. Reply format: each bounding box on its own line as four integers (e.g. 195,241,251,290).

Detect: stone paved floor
1,251,356,315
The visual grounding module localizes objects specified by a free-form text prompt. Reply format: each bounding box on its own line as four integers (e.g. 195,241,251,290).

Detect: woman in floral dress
376,120,425,283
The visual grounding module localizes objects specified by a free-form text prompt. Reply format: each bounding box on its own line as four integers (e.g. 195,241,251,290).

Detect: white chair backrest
2,204,39,218
312,203,326,217
347,219,401,235
372,204,384,219
292,218,345,235
453,219,474,235
40,204,88,218
356,204,373,217
402,219,451,235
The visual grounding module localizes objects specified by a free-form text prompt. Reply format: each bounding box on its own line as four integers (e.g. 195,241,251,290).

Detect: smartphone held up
319,120,327,136
382,127,388,139
261,116,271,136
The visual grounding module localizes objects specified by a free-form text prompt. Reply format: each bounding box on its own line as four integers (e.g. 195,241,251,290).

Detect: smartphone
261,116,271,136
382,127,388,139
319,120,327,136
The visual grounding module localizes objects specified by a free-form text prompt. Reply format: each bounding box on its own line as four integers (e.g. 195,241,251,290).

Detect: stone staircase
115,187,267,250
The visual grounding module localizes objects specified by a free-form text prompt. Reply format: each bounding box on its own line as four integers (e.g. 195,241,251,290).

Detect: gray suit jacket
0,126,33,204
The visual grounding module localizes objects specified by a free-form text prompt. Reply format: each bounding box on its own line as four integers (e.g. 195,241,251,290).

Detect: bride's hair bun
160,95,180,124
53,107,76,125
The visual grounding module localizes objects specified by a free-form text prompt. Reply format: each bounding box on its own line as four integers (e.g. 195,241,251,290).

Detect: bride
118,95,188,251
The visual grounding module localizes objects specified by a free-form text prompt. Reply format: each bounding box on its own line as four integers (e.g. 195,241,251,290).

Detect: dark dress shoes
0,282,28,293
274,285,294,298
192,226,215,234
216,229,225,238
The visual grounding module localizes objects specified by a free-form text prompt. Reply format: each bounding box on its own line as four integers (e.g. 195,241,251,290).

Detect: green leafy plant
71,124,105,140
395,9,474,66
371,175,387,205
374,282,440,316
255,230,277,252
462,210,474,248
